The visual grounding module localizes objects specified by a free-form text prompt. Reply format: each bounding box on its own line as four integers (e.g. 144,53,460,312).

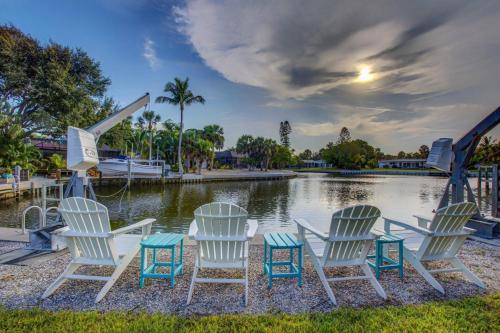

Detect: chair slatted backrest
194,202,248,263
324,205,380,264
59,197,115,262
420,202,477,259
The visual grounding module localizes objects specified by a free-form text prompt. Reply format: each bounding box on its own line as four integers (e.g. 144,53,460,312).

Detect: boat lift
427,106,500,237
19,93,151,253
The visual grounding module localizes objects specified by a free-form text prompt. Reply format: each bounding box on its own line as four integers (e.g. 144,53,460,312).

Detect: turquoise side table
367,233,404,279
264,232,303,288
140,233,184,288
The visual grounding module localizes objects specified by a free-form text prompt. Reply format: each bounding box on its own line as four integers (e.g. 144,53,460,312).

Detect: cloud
173,0,500,152
143,37,162,70
174,0,500,100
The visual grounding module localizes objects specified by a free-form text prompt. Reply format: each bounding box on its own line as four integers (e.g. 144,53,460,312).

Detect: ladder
22,183,63,234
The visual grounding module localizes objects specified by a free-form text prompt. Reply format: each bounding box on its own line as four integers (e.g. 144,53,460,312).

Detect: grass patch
1,293,499,332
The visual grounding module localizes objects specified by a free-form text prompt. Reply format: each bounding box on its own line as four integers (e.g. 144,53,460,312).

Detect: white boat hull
97,159,162,176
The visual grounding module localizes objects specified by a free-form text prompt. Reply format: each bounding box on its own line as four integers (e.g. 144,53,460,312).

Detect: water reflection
0,173,492,234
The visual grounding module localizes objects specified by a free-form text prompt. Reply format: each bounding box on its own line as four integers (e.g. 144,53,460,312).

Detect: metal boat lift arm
87,93,150,140
439,106,500,208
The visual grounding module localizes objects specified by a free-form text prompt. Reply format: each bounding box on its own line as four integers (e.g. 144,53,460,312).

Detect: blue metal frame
263,232,303,288
139,233,184,288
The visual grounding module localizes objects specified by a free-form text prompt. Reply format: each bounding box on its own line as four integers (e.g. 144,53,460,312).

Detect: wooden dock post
127,159,132,187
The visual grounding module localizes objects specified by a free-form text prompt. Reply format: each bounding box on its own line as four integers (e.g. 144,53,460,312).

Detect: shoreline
296,168,453,177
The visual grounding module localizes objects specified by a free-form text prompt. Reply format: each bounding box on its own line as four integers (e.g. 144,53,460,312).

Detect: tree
337,127,351,144
136,110,161,161
298,149,313,160
397,151,406,159
203,124,224,169
418,145,430,159
0,25,111,136
279,121,292,148
155,78,205,175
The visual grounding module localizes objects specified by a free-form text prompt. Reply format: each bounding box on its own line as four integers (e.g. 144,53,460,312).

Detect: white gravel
0,240,498,315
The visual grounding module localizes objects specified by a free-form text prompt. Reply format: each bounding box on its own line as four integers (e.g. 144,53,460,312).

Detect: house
378,159,427,169
301,159,331,168
31,138,121,159
215,150,246,168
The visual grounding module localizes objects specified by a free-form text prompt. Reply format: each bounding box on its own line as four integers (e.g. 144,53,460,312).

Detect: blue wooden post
140,245,146,288
268,247,273,288
263,239,268,273
170,245,176,288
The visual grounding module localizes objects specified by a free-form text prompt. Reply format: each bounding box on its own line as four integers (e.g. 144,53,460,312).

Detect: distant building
378,159,426,169
301,159,331,168
31,138,121,159
215,150,246,168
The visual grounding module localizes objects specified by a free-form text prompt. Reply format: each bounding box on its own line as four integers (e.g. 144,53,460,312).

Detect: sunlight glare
358,66,373,82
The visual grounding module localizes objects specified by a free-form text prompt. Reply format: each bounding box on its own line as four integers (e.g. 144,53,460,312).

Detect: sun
358,66,374,82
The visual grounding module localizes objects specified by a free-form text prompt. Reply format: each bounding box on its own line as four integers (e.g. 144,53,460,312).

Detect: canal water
0,173,492,234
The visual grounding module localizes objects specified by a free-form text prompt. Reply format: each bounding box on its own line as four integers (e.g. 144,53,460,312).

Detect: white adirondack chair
42,197,155,303
295,205,386,305
187,202,258,305
384,202,485,293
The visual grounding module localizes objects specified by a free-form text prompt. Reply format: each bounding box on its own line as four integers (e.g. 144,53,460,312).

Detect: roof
215,150,246,159
379,159,426,163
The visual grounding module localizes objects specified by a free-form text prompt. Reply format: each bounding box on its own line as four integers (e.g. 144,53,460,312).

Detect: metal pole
493,164,499,218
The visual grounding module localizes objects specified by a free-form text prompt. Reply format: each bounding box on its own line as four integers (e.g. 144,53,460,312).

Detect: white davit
426,138,453,172
67,126,99,171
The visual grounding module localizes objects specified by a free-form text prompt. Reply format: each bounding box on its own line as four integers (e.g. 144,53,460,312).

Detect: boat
97,158,162,176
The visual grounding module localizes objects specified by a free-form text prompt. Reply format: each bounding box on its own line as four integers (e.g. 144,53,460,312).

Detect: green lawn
1,293,499,332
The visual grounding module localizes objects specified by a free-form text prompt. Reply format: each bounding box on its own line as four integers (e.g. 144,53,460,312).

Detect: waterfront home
215,150,246,168
378,159,426,169
301,159,331,168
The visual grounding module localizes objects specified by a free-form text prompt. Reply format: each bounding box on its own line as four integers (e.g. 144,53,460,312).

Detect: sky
1,0,499,153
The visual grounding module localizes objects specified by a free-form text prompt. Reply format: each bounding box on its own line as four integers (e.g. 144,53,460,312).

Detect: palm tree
137,110,161,161
203,124,224,169
155,78,205,175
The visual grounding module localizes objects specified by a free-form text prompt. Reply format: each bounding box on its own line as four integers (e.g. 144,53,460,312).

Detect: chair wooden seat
187,202,258,306
384,202,485,293
42,197,154,303
295,205,387,305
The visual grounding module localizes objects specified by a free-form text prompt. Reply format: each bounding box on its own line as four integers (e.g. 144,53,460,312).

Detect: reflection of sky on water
2,173,492,234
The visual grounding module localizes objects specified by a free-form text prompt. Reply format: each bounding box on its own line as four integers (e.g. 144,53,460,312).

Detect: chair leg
187,265,198,305
42,262,81,299
306,244,336,305
244,261,249,306
449,258,485,289
407,256,445,294
95,249,137,303
361,263,387,299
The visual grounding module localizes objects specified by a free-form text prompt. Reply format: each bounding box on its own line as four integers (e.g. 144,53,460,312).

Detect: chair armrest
294,218,328,241
188,220,198,239
329,233,377,242
110,218,155,237
384,217,434,236
463,227,476,234
246,219,258,239
62,230,110,238
413,214,432,228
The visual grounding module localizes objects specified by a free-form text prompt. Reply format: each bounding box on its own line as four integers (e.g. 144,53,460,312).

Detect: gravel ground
0,240,498,315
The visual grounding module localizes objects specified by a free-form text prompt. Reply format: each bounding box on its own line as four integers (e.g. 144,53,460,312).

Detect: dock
0,177,57,201
92,170,297,186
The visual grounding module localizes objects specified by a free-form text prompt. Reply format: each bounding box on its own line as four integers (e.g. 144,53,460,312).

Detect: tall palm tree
137,110,161,161
155,78,205,175
203,124,224,169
